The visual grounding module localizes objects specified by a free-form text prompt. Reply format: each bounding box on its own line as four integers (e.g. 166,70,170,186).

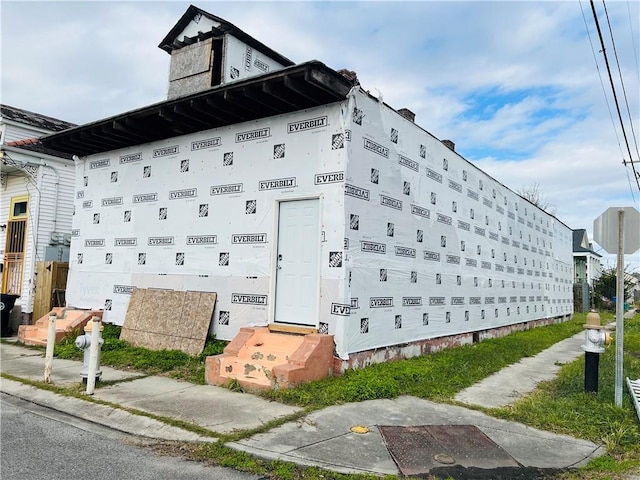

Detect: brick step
241,343,304,362
218,358,274,388
206,326,335,391
18,308,102,346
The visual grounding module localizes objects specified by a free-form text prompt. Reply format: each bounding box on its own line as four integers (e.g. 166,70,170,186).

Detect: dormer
159,5,294,99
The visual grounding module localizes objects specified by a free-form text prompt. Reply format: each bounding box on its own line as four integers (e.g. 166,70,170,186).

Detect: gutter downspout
41,163,60,233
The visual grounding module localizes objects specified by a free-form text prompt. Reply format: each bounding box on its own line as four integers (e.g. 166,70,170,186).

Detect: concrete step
220,358,274,388
18,308,102,346
205,326,335,391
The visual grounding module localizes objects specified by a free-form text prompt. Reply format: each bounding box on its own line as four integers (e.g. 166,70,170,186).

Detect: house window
12,200,28,217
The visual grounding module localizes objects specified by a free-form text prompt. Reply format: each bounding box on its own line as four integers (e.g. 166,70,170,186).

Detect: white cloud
1,0,638,270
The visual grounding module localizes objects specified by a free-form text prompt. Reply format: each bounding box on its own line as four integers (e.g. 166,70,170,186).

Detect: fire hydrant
581,309,612,393
75,318,104,384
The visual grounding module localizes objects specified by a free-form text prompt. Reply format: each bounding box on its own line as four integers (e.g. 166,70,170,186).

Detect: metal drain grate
378,424,519,477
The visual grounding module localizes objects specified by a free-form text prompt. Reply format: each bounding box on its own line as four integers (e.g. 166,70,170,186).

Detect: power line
602,1,640,169
579,1,625,160
589,0,640,192
624,162,638,203
579,0,637,201
625,0,640,76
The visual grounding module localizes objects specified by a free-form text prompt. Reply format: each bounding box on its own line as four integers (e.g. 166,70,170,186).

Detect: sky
2,0,639,271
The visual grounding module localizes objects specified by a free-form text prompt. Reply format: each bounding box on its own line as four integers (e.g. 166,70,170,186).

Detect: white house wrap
65,86,573,360
44,6,573,364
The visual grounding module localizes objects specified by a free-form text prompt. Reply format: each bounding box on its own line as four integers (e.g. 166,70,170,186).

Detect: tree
517,182,557,215
593,266,633,310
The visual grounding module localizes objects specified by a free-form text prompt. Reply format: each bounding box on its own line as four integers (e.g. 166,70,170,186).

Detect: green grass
493,315,640,445
52,323,226,384
490,314,640,479
262,313,588,407
191,442,399,480
9,310,640,479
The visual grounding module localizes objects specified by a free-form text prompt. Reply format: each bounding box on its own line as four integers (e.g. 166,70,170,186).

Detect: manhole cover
378,425,519,477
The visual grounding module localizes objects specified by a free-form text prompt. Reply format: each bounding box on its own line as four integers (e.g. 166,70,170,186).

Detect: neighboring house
0,105,76,322
572,229,602,286
41,6,574,369
628,272,640,305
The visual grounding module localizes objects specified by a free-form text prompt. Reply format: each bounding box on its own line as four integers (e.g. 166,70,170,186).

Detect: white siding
0,172,41,314
34,160,76,261
1,156,75,315
2,122,51,143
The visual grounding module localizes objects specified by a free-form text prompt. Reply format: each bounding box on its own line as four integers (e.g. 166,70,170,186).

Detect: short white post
85,317,101,395
44,313,57,383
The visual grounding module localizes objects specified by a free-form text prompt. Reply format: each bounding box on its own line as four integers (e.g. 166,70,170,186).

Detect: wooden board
33,262,68,322
120,288,217,356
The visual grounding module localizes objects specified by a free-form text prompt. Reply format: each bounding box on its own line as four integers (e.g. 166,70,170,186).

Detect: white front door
274,199,320,326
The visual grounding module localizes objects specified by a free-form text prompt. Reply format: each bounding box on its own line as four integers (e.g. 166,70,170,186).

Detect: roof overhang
42,61,352,157
572,250,602,258
1,145,72,178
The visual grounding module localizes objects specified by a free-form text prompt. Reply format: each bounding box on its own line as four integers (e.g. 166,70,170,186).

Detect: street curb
0,377,214,443
226,439,393,476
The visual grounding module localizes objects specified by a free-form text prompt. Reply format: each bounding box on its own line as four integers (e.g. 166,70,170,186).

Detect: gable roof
572,229,601,256
573,229,587,250
158,4,294,68
41,61,353,157
0,104,76,132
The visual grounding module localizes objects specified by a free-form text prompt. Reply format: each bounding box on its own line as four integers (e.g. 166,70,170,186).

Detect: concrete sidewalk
455,330,586,408
0,334,607,477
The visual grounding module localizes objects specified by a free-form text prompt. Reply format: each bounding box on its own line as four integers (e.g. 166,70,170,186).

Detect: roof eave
41,61,352,157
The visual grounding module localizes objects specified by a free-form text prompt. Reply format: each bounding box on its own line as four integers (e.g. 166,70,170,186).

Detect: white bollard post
44,313,57,383
85,317,101,395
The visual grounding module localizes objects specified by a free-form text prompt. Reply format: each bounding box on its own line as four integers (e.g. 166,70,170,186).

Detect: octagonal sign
593,206,640,254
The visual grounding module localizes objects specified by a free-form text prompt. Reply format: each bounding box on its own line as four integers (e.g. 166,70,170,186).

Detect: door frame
2,194,30,295
268,194,323,328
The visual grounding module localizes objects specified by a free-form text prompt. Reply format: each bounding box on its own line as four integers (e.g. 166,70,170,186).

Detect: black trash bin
1,294,20,337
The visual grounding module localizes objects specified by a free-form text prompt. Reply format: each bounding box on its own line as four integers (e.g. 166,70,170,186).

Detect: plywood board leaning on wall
120,287,217,356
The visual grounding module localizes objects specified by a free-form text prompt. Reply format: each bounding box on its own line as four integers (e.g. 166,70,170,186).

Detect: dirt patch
143,440,202,458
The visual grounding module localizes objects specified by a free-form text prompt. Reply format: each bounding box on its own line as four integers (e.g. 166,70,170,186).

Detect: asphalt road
0,393,263,480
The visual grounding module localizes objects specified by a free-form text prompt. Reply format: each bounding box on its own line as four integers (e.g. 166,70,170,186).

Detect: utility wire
624,163,638,203
589,0,640,192
626,0,640,76
603,0,640,170
579,1,626,168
